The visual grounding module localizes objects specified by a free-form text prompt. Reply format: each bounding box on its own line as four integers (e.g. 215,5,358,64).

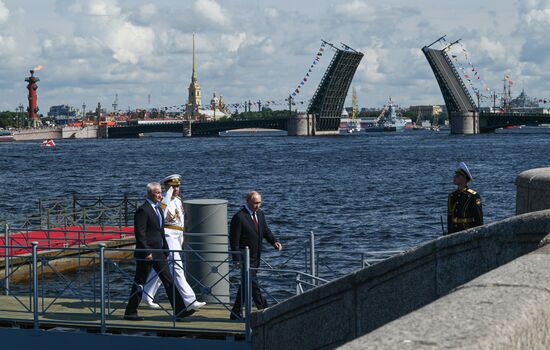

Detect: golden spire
192,33,197,82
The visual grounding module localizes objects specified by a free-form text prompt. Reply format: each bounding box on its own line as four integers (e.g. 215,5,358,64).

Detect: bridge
422,36,550,134
103,118,289,138
102,43,363,138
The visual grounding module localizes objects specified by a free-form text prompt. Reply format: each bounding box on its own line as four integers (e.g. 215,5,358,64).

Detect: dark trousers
125,253,186,316
231,267,267,316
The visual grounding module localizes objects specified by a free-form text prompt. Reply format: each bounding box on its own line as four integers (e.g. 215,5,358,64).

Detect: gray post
244,247,252,342
4,223,9,295
183,199,229,303
32,242,39,329
99,244,106,334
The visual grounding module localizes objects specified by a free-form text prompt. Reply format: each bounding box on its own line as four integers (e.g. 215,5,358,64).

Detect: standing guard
447,162,483,234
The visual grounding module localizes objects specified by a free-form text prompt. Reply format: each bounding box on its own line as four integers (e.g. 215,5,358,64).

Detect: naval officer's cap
163,174,182,186
455,162,473,182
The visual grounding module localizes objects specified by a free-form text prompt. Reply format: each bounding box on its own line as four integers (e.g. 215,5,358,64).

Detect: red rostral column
25,69,40,127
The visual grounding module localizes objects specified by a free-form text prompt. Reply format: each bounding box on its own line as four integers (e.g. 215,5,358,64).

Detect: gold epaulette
467,188,477,195
159,203,168,209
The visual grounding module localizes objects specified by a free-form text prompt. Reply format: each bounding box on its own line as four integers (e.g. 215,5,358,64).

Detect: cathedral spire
192,33,197,82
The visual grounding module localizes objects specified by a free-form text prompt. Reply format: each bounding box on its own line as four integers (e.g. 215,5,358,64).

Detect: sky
0,0,548,114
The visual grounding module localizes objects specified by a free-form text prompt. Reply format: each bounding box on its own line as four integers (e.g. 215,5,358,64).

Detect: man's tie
154,204,162,227
252,212,259,232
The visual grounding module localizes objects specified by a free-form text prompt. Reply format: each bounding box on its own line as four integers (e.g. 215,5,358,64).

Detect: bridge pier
288,113,314,136
450,111,479,135
182,120,192,137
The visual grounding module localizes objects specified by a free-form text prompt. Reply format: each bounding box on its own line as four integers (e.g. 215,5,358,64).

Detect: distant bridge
422,36,550,134
103,42,364,138
103,118,289,138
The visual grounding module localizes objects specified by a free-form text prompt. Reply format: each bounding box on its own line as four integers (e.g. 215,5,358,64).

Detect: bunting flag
448,42,494,102
290,41,327,96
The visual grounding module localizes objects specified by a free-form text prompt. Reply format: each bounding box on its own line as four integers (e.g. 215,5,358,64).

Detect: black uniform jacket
229,207,278,267
133,201,169,258
447,187,483,234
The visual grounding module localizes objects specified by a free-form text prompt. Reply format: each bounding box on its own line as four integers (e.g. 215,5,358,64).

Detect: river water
1,131,549,299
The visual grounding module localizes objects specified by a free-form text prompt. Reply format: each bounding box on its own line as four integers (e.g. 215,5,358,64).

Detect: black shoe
123,314,144,321
230,312,243,321
177,309,196,318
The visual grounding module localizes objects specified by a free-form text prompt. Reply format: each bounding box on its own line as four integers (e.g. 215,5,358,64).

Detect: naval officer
447,162,484,234
141,174,206,312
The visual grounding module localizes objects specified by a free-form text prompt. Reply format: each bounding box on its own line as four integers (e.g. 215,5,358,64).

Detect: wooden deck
0,294,245,339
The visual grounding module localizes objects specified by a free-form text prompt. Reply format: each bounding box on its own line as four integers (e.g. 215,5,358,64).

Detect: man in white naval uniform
141,174,206,312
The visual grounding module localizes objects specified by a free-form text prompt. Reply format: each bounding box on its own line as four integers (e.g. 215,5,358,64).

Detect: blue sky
0,0,547,113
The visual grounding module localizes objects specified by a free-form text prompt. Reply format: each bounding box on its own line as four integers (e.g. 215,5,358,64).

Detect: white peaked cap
163,174,182,186
456,162,473,182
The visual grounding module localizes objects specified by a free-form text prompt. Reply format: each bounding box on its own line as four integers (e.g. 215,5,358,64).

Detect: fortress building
186,34,203,118
185,34,227,120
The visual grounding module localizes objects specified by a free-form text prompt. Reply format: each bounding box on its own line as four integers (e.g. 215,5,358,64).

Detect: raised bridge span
423,36,550,134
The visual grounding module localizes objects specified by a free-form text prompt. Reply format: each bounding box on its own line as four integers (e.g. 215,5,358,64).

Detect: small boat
0,130,14,142
347,120,361,133
40,139,56,147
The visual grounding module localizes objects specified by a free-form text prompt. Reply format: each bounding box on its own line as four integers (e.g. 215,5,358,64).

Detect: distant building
185,34,228,120
47,104,79,125
408,105,442,118
186,34,203,118
48,104,77,117
202,92,227,120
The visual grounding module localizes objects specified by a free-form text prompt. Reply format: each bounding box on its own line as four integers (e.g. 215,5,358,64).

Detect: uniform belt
452,218,475,224
164,224,184,231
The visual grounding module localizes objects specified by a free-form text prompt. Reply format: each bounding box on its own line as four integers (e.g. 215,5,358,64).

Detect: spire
192,33,197,82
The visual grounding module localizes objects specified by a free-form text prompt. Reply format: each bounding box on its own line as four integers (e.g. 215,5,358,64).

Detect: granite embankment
252,168,550,350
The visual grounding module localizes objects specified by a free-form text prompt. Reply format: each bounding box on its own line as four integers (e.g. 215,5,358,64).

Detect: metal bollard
32,242,39,329
99,244,106,334
310,231,316,282
4,223,9,296
244,247,252,343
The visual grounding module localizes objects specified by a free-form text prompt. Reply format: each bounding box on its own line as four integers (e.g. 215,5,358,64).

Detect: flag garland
290,41,327,97
448,42,493,102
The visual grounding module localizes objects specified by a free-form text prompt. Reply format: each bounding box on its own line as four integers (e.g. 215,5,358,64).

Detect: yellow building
186,34,203,118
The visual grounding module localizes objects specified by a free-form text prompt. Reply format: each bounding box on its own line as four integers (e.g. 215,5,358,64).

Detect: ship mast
351,87,358,121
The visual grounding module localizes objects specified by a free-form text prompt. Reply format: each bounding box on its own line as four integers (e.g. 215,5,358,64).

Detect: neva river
1,131,549,296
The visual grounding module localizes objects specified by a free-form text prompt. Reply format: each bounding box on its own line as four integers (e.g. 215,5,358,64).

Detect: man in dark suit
124,182,189,321
229,191,283,320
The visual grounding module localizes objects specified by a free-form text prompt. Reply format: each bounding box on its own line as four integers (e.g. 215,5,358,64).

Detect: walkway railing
0,243,253,342
1,223,404,343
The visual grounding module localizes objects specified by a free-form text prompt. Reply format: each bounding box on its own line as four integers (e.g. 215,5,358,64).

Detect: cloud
220,32,247,52
106,22,155,64
0,1,8,24
194,0,228,26
264,8,279,19
479,37,506,62
139,4,157,17
334,1,374,19
87,0,121,17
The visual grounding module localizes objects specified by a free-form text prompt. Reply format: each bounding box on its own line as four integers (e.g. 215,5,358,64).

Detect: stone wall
251,210,550,350
516,168,550,214
61,125,98,139
12,128,62,141
340,233,550,349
